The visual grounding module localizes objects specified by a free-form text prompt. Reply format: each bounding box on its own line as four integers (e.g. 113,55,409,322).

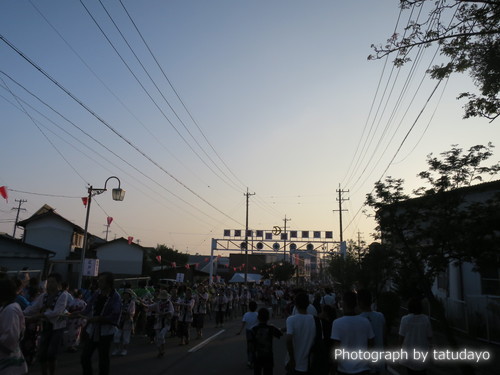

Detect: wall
96,241,142,275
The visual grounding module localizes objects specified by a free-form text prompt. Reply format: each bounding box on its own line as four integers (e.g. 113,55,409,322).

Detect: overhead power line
0,34,242,226
117,0,247,190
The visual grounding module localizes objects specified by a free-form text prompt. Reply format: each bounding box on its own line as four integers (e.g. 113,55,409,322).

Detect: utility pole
103,225,111,241
283,215,291,262
333,184,349,253
357,231,363,263
11,199,27,238
244,188,255,285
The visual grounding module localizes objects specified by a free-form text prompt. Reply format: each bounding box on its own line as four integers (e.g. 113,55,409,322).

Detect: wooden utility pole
12,199,27,238
283,215,291,262
244,188,255,285
333,185,349,257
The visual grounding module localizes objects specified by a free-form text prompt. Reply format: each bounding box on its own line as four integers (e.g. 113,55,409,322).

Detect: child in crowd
251,307,283,375
112,289,135,356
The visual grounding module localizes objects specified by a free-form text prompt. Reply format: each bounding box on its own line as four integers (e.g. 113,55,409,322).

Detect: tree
326,252,360,291
369,1,500,121
142,244,189,275
260,262,296,283
358,242,397,297
366,144,500,375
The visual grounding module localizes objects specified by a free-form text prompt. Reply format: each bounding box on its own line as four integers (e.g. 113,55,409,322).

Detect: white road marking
187,330,225,353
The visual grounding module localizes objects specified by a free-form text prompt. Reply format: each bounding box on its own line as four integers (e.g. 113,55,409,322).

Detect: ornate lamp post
78,176,125,289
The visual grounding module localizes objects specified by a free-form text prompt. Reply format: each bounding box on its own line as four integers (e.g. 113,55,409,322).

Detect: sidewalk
385,320,499,375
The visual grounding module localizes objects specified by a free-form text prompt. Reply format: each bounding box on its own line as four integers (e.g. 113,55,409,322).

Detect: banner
176,273,185,283
107,217,113,225
81,197,88,207
83,258,99,276
128,236,133,244
156,255,162,263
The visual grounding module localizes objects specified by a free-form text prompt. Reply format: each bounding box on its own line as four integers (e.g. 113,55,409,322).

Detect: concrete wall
96,241,143,275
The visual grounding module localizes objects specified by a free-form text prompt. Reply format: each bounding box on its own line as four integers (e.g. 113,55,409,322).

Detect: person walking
112,289,135,356
399,297,433,375
0,278,28,375
358,290,386,375
24,273,68,375
285,292,316,375
250,307,283,375
331,291,375,375
237,300,259,369
148,290,174,358
214,289,228,328
65,289,87,353
77,272,121,375
177,288,195,345
193,284,208,339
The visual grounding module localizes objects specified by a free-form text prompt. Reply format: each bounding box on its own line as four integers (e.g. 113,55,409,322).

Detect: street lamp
77,176,125,289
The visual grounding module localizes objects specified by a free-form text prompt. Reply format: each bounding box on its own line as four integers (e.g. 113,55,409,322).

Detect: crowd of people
0,270,433,375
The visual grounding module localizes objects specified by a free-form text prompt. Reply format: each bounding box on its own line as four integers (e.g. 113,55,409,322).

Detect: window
480,266,500,296
72,232,83,249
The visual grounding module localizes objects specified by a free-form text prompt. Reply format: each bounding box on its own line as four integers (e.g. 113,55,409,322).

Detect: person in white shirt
286,292,316,374
331,291,374,375
321,287,336,308
399,297,433,374
358,290,386,375
0,278,28,375
24,273,68,375
147,290,174,358
112,289,136,356
237,300,259,368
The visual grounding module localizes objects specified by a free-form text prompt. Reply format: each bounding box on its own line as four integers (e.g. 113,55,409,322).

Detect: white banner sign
83,258,99,277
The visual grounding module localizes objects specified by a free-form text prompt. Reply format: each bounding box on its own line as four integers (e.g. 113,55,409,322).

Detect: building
17,204,145,286
378,179,500,343
95,237,144,276
0,233,54,278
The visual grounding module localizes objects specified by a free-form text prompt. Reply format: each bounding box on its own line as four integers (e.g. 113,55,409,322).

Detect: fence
444,295,500,344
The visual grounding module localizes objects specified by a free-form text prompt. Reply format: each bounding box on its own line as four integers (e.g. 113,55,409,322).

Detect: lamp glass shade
112,188,125,201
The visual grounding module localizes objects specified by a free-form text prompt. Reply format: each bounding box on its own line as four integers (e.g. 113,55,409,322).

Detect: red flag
195,263,199,269
233,267,236,271
156,255,162,263
252,266,256,271
171,262,176,268
204,257,209,262
127,236,133,244
81,197,88,207
0,186,8,202
107,216,113,225
185,264,190,269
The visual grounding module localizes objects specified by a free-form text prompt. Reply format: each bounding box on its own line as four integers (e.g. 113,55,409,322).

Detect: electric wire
27,0,212,191
0,75,89,185
0,35,243,226
341,4,408,188
118,0,247,190
80,0,242,193
98,0,243,193
0,71,229,228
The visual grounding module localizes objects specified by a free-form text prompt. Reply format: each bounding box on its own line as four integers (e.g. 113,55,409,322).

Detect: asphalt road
24,313,498,375
27,314,289,375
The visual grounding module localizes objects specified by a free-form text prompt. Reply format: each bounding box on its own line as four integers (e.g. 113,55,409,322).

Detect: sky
1,0,499,256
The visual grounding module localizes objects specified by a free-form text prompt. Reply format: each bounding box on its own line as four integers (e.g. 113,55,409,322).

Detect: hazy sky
1,1,498,255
